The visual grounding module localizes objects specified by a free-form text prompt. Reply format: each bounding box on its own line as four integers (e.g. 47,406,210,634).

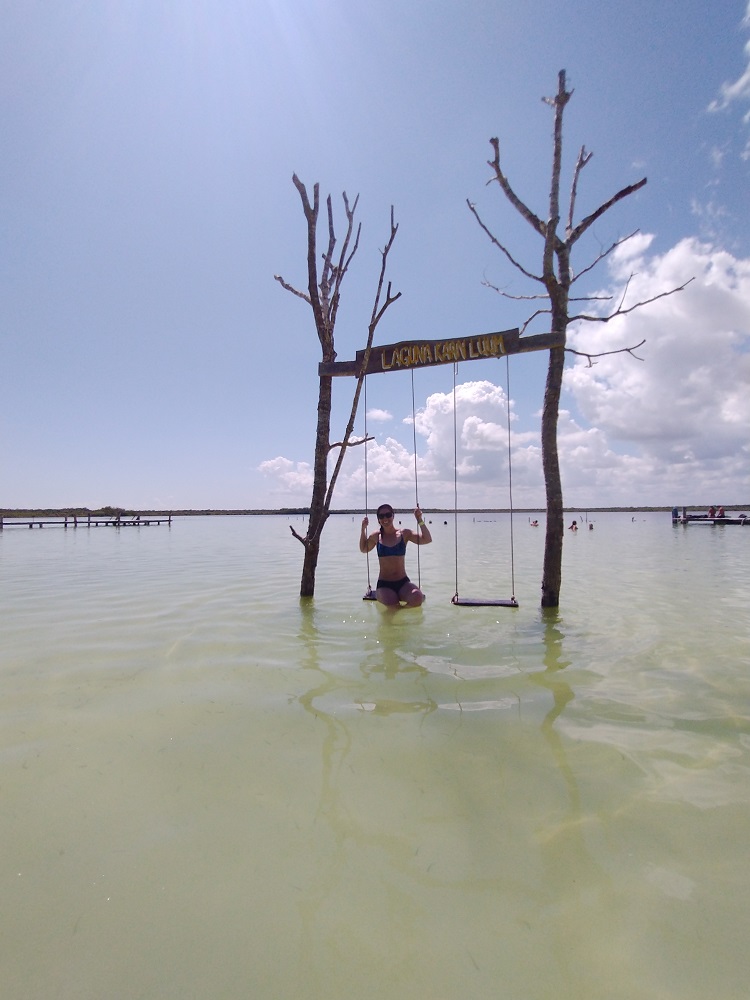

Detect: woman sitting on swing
359,503,432,607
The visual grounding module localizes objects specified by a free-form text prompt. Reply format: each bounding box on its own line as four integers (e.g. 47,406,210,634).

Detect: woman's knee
376,587,400,606
402,587,424,607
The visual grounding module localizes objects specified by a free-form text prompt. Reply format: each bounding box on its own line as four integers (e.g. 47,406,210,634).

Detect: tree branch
571,230,640,284
569,276,695,324
323,206,401,513
288,524,308,545
328,192,362,334
544,70,572,276
567,177,647,247
486,137,547,238
329,434,373,453
273,275,311,304
482,280,548,301
567,145,593,235
291,174,327,351
281,177,365,367
519,308,551,334
467,200,542,283
565,340,646,366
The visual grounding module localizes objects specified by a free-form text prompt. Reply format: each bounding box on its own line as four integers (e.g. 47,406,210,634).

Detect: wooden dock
0,514,172,530
671,508,749,526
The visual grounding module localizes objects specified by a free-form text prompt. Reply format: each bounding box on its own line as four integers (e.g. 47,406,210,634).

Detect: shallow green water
1,513,749,999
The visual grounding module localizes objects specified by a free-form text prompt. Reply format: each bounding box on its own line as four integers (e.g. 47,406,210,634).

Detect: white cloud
366,407,392,422
564,237,750,503
705,20,750,185
708,37,750,113
258,456,313,492
690,197,731,245
605,231,655,276
355,380,544,509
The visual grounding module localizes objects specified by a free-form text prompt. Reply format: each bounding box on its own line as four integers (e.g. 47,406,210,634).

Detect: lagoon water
1,511,749,1000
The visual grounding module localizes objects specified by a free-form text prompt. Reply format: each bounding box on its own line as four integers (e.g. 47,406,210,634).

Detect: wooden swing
362,369,422,600
317,327,559,605
451,357,518,608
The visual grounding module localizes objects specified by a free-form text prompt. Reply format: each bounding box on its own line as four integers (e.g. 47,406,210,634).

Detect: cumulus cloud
366,407,392,422
352,380,542,509
565,237,750,503
258,456,313,493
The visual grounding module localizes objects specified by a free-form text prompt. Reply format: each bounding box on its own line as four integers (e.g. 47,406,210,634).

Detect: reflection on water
1,513,749,999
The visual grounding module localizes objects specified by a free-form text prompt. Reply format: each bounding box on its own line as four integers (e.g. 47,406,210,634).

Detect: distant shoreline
3,505,747,519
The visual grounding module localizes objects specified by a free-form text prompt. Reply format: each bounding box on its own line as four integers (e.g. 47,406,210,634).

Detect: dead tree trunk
469,70,688,607
540,343,565,606
300,371,334,596
275,176,400,598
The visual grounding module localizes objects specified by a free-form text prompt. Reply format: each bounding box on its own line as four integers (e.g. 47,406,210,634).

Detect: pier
0,514,172,530
671,507,748,526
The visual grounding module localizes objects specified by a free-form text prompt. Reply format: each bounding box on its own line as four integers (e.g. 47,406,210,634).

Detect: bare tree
275,174,400,598
469,71,689,608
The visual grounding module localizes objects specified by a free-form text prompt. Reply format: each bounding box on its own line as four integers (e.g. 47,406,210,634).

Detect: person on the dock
708,505,716,518
717,506,726,518
359,504,432,607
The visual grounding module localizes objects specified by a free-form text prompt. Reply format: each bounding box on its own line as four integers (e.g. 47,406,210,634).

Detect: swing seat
452,595,518,608
363,588,378,601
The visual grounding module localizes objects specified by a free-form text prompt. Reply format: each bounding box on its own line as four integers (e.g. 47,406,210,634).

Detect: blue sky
2,0,749,510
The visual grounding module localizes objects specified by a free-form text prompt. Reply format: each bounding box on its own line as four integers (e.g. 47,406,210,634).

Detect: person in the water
359,503,432,606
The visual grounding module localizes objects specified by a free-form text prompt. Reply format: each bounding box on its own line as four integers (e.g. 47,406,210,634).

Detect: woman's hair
376,504,394,517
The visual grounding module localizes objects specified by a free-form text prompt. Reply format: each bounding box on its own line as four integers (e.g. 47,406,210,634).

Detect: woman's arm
406,508,432,546
359,517,377,553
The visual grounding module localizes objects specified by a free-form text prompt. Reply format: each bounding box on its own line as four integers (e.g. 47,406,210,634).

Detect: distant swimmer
568,520,578,531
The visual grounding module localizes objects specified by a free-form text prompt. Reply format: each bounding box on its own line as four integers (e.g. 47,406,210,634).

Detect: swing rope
411,367,421,590
362,376,377,599
451,357,518,608
453,363,460,601
504,353,517,602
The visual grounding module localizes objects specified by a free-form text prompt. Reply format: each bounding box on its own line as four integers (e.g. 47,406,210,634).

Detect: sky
2,0,749,511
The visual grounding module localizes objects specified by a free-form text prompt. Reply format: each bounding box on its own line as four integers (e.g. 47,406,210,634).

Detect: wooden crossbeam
319,330,563,377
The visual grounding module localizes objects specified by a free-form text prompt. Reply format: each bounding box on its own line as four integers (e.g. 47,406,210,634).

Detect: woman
359,504,432,607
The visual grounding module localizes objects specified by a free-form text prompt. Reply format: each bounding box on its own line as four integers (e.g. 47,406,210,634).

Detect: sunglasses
378,512,394,520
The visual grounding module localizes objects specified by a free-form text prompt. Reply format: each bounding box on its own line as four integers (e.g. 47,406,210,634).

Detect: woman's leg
376,584,401,607
398,580,424,607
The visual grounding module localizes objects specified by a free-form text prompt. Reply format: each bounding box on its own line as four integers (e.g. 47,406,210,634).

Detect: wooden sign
318,329,564,377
